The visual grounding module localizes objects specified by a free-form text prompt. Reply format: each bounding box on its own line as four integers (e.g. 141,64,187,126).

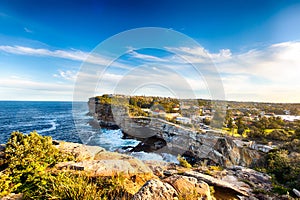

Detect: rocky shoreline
88,98,263,168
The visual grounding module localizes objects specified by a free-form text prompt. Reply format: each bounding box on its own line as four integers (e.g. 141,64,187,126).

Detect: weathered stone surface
88,97,262,167
184,171,250,197
56,151,153,177
1,193,23,200
55,141,106,161
227,166,272,192
143,160,176,177
132,179,178,200
163,175,212,200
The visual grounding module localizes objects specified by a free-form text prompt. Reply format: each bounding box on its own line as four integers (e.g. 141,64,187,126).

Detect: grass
0,131,139,199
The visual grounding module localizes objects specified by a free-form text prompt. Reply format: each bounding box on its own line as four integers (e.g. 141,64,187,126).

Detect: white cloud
2,41,300,103
165,46,232,63
0,76,74,101
216,41,300,102
24,27,33,33
0,45,88,61
0,76,73,91
53,70,78,81
129,51,167,62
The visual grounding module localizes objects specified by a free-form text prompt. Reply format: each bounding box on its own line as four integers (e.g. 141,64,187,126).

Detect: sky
0,0,300,102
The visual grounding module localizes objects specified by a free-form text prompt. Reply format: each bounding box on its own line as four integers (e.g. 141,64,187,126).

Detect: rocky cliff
88,97,262,168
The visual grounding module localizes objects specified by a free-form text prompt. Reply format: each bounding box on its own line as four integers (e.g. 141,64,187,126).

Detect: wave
35,119,58,133
130,151,179,163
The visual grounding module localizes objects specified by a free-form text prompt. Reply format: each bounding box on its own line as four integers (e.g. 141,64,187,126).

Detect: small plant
209,165,223,171
178,188,202,200
177,154,192,168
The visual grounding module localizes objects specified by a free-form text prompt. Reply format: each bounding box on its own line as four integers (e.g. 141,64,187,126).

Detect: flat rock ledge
184,171,250,197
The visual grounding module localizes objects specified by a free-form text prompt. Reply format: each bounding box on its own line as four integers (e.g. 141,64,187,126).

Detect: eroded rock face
163,175,212,200
54,141,106,161
132,179,178,200
160,123,263,167
227,166,272,192
184,171,250,197
88,98,262,167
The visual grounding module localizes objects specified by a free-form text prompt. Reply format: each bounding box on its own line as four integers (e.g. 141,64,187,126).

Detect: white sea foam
130,151,179,164
37,119,58,133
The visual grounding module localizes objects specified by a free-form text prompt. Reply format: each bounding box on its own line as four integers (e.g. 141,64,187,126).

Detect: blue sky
0,0,300,102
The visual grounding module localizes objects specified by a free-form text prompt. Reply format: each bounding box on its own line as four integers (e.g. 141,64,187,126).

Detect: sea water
0,101,177,163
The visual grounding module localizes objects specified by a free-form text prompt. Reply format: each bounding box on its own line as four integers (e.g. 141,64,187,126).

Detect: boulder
55,141,106,161
163,175,212,200
132,179,178,200
143,160,176,177
184,171,250,197
227,166,272,192
56,151,153,177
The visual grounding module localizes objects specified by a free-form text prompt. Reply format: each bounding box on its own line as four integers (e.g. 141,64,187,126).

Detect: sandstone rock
163,169,178,177
1,193,23,200
132,179,178,200
228,166,272,192
55,141,106,161
163,175,212,200
131,135,167,152
89,96,262,167
184,171,250,197
56,152,153,177
143,160,176,177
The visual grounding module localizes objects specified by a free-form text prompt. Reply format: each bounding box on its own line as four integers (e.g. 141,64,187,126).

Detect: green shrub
265,149,300,191
0,131,134,199
177,155,192,168
0,131,73,199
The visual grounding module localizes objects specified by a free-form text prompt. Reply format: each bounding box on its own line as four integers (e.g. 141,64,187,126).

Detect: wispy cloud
0,76,73,92
24,27,33,33
0,45,88,60
1,41,300,102
129,51,167,62
0,45,135,71
53,70,78,81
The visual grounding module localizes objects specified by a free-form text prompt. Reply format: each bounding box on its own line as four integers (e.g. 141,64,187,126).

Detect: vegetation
93,94,300,194
264,149,300,191
0,131,131,199
177,154,192,168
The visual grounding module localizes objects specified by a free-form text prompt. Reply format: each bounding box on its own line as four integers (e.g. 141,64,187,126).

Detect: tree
236,116,245,135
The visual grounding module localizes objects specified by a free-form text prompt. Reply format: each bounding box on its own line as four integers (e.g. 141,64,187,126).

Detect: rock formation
88,98,262,167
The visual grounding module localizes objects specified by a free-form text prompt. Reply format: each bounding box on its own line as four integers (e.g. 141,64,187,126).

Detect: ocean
0,101,177,162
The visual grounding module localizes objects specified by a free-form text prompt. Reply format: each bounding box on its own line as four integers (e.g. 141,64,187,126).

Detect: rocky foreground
43,142,295,199
2,140,298,199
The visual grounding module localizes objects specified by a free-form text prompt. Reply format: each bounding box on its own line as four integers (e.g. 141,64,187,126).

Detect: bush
0,131,73,198
265,149,300,191
177,155,192,168
0,131,134,199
